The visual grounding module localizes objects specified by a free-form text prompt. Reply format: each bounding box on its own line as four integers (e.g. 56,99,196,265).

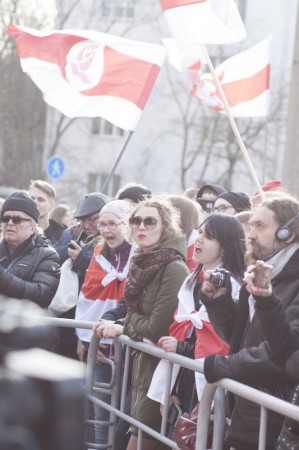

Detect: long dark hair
190,213,246,285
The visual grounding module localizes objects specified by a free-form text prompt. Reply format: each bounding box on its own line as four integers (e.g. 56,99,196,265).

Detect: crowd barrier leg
212,387,227,449
84,336,124,449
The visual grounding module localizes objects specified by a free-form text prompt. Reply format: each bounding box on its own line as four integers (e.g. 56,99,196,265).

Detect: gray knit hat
2,191,40,222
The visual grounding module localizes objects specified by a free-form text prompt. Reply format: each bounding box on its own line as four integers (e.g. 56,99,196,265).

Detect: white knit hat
99,200,134,219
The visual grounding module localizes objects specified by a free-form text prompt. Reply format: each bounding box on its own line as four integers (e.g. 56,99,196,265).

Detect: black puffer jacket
0,233,60,307
202,249,299,450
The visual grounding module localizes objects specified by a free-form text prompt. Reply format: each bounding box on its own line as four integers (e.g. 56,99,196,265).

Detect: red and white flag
191,36,271,117
8,25,166,130
160,0,246,48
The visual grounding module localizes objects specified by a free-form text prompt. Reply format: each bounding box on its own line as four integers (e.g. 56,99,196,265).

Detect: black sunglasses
0,215,32,224
129,216,158,230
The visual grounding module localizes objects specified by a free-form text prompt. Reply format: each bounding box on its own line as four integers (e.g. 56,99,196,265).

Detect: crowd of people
1,177,299,450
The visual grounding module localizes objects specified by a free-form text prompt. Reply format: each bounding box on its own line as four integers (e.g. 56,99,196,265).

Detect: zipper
132,352,142,416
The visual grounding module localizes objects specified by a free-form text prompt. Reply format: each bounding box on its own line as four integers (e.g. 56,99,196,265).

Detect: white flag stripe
214,36,272,83
162,0,246,46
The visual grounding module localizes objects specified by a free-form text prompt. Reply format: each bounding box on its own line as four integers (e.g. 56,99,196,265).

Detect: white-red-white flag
8,25,166,130
160,0,246,48
189,37,271,117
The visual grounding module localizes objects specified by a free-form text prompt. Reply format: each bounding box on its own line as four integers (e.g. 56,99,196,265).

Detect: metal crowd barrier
43,316,299,450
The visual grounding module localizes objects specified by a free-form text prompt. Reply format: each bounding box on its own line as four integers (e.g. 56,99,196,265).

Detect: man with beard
200,193,299,450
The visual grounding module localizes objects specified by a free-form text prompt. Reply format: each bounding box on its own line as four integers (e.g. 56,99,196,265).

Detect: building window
91,118,125,137
88,172,121,197
102,0,134,19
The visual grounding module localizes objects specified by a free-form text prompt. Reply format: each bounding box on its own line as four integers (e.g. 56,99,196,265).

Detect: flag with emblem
8,25,166,130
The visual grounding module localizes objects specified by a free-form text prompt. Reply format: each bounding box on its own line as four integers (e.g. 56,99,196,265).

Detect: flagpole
200,45,264,198
101,130,134,194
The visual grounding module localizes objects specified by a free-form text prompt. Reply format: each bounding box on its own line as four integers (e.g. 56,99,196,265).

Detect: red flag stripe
160,0,206,11
8,25,85,78
79,47,161,109
219,64,270,108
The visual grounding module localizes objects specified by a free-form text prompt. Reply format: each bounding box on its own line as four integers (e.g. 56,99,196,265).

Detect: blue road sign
47,156,65,180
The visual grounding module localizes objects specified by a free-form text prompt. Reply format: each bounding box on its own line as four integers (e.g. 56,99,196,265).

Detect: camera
209,269,230,288
0,296,85,450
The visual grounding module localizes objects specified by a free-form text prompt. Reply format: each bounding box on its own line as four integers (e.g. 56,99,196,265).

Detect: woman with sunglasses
93,195,189,450
75,199,135,447
148,214,245,442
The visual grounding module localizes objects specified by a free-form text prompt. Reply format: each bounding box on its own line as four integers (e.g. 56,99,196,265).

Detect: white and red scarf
76,243,136,342
148,272,240,403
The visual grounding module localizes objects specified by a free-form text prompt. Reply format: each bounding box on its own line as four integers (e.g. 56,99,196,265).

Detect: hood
160,236,187,262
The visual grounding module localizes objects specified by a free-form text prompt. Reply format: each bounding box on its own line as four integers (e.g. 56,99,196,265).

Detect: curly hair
126,195,183,243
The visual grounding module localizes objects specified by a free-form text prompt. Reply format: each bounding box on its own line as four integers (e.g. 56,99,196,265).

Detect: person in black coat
201,193,299,450
0,191,60,307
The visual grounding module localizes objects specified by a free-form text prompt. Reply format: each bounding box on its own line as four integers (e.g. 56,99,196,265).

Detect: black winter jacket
0,233,60,308
202,249,299,450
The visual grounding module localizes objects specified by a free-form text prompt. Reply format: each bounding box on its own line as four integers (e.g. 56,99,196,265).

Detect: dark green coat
124,236,189,431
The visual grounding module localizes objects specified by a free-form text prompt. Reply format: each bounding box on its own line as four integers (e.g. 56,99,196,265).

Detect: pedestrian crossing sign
47,156,65,180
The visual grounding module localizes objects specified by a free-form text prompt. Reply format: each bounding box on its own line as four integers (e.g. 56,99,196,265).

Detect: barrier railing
43,316,299,450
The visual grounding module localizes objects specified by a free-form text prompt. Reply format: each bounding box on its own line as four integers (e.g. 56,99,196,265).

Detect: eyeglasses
197,198,215,213
129,216,158,230
212,205,235,214
79,214,99,224
98,221,124,231
0,215,32,224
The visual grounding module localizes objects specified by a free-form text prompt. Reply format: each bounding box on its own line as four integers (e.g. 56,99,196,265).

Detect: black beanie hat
117,186,151,203
74,192,108,219
2,191,40,222
217,191,251,213
197,184,226,200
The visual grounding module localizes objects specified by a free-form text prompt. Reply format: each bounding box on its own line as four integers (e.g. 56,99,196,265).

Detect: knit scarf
124,247,183,311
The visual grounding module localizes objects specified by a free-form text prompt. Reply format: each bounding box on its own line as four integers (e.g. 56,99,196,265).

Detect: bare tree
0,0,56,188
